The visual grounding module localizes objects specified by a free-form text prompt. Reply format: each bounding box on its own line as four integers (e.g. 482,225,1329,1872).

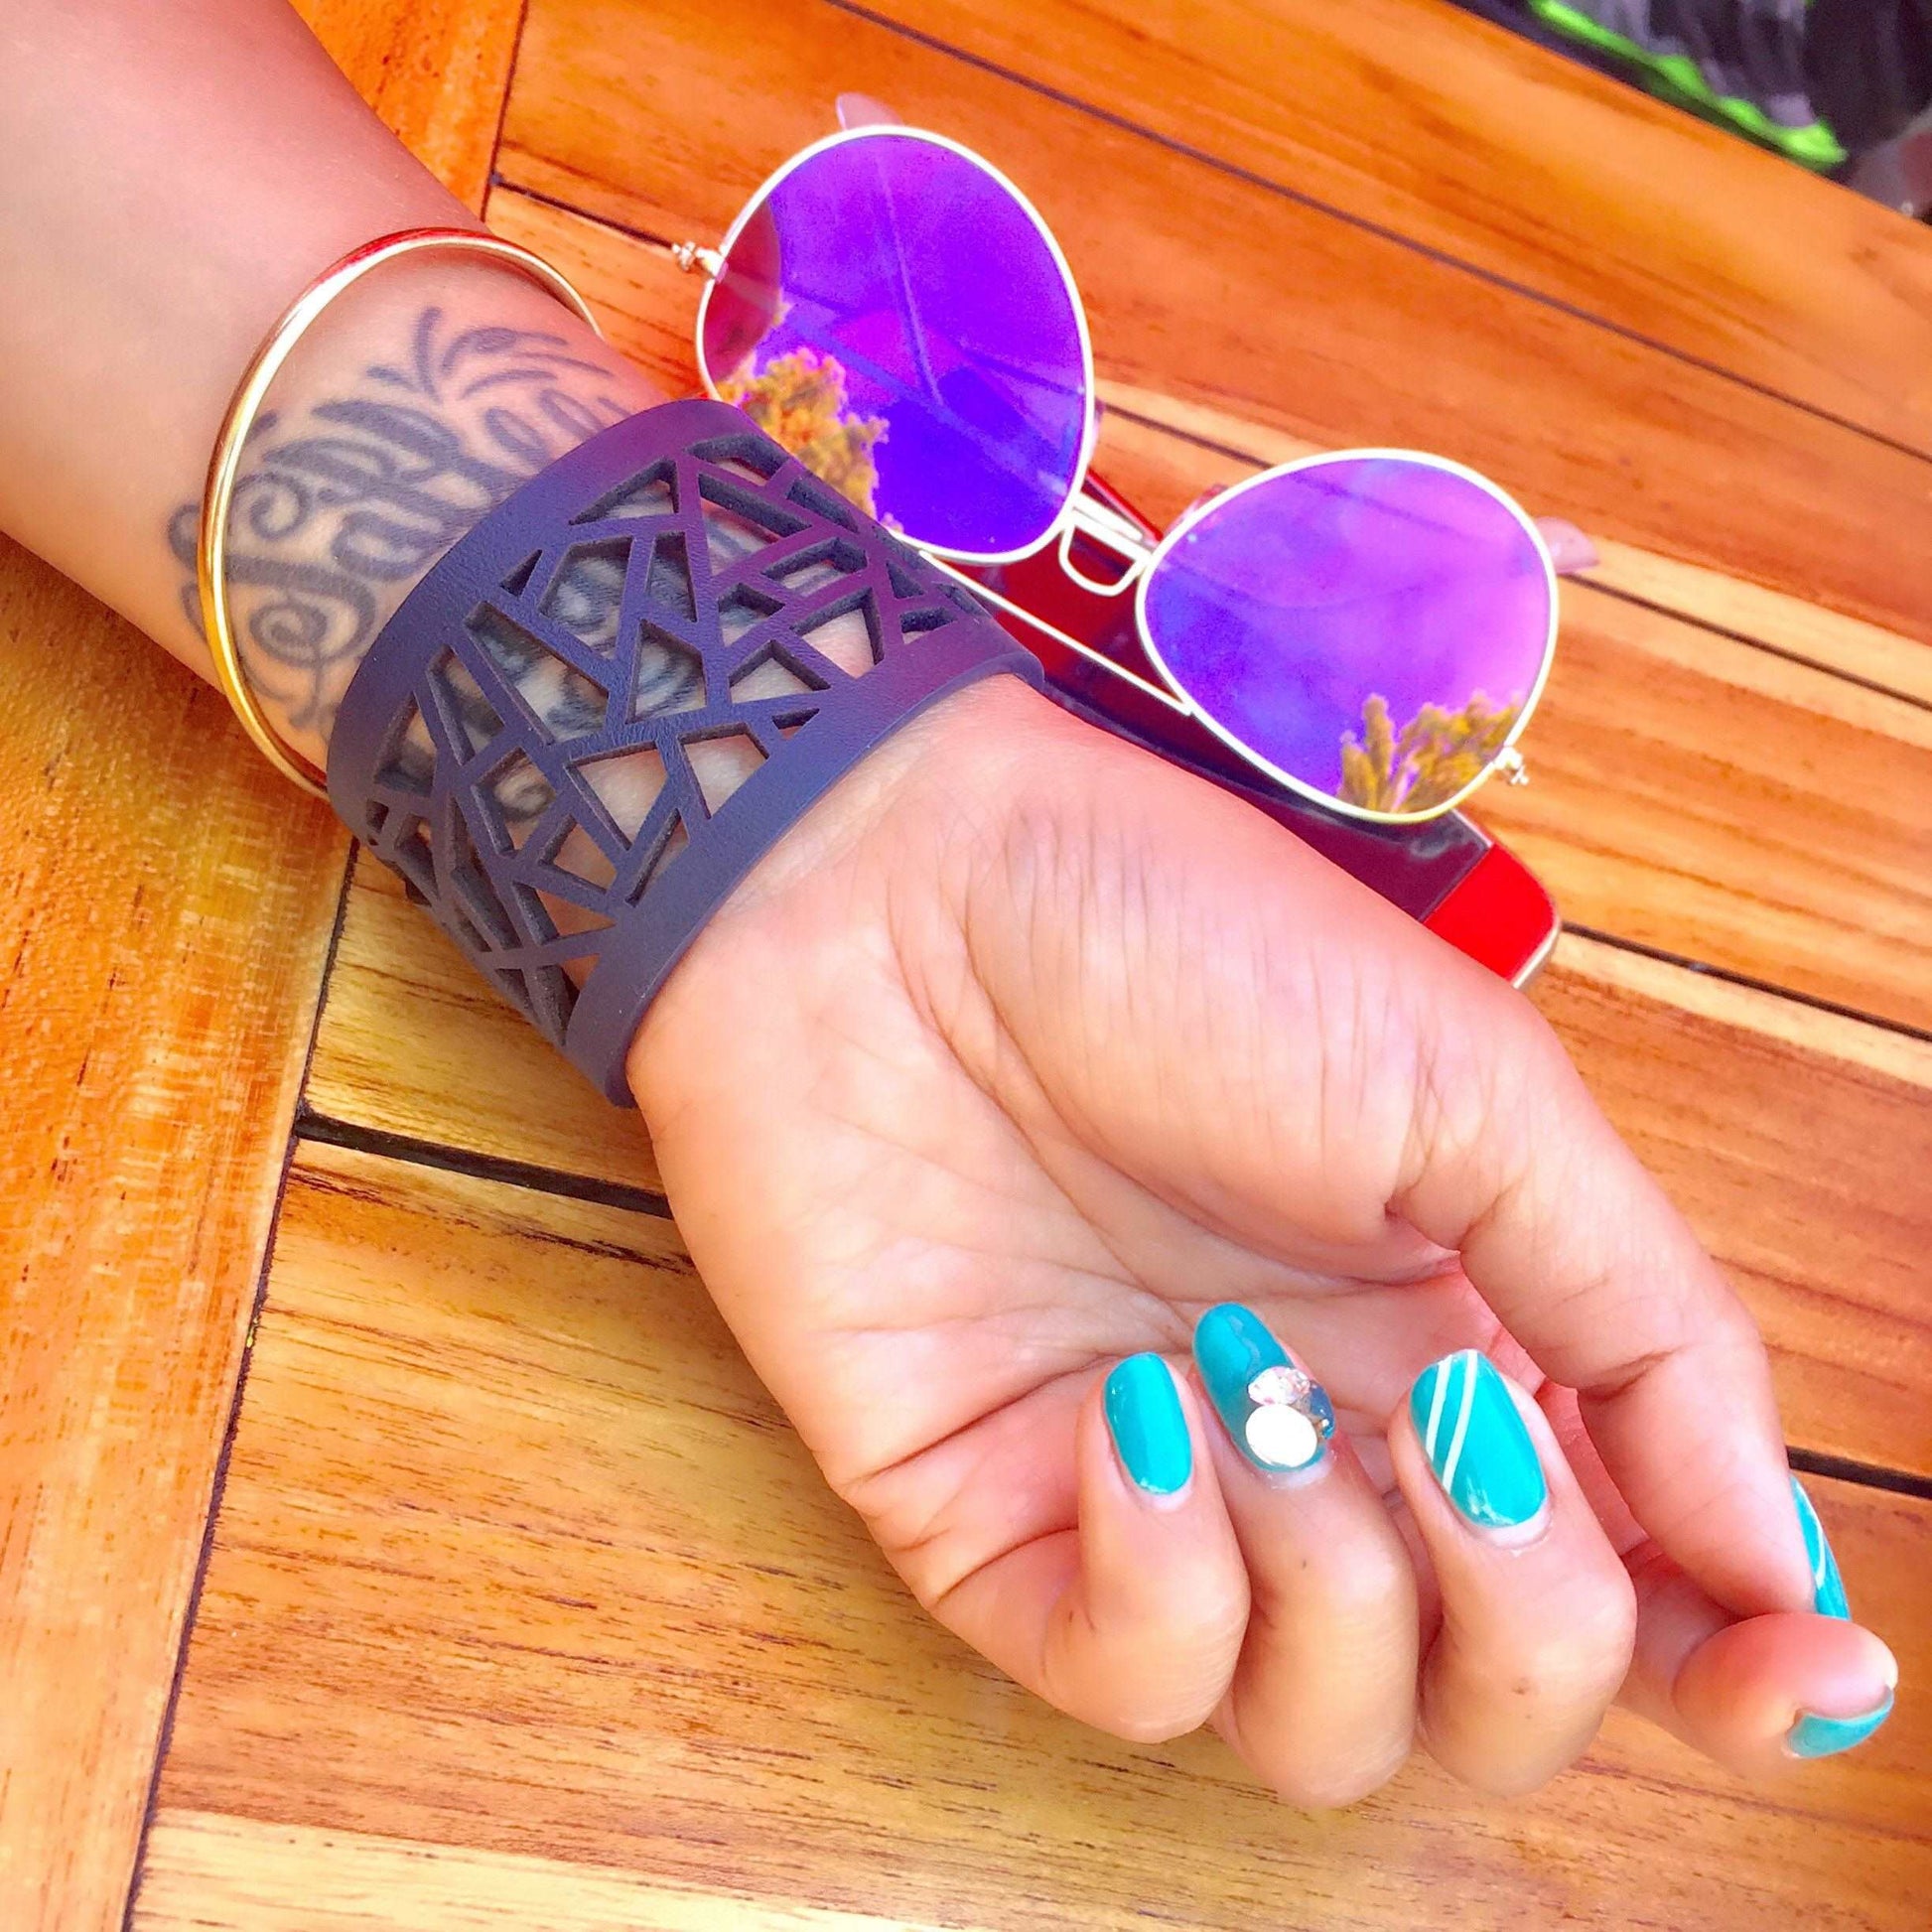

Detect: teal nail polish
1788,1693,1893,1758
1784,1479,1892,1755
1409,1350,1546,1531
1192,1304,1335,1473
1103,1354,1192,1496
1791,1475,1851,1619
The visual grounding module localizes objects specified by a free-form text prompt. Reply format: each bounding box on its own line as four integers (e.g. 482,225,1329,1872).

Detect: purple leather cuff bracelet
327,397,1040,1104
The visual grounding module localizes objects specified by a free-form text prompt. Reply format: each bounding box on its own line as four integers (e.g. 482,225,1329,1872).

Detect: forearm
0,0,662,762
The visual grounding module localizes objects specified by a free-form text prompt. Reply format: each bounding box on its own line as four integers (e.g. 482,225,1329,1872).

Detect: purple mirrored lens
703,131,1088,557
1141,458,1553,818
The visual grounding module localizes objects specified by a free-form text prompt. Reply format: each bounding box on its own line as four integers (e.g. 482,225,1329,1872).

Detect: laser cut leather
329,399,1039,1103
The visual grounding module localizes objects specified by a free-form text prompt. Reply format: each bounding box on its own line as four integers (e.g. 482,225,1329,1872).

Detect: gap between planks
492,0,1932,650
480,177,1932,716
282,923,1932,1498
819,0,1932,465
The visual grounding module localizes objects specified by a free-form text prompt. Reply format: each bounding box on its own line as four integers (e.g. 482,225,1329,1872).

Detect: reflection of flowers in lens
1338,691,1522,814
719,347,889,519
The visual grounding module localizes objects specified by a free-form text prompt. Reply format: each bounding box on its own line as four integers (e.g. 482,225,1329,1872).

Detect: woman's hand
630,672,1896,1802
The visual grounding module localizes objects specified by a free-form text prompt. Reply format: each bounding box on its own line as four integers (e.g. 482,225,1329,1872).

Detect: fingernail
1192,1304,1335,1474
1409,1350,1547,1532
1791,1475,1851,1619
1788,1693,1893,1759
1103,1354,1192,1497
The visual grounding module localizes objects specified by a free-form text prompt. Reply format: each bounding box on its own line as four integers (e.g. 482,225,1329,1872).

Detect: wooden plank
1091,383,1932,709
867,0,1932,460
482,185,1932,1036
305,852,662,1191
493,183,1932,711
1049,405,1932,1034
293,0,527,211
137,1812,932,1930
0,9,523,1928
300,866,1932,1475
143,1142,1932,1929
289,195,1932,1475
1538,936,1932,1481
0,546,346,1932
498,0,1932,647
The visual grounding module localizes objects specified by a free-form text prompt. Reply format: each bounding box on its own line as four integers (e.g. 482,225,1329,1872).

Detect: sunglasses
673,104,1559,826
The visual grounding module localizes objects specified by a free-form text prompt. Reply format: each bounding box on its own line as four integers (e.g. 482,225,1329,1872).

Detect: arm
0,0,1896,1802
0,0,662,771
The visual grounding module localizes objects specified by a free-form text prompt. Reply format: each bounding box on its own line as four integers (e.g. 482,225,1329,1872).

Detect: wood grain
1537,937,1932,1480
298,873,1932,1476
0,547,345,1932
147,1142,1932,1931
137,1811,931,1930
866,0,1932,458
499,0,1932,646
487,181,1932,715
1049,407,1932,1034
294,0,528,210
0,8,525,1929
306,852,662,1192
17,1,1914,1924
1088,382,1932,710
477,186,1932,1036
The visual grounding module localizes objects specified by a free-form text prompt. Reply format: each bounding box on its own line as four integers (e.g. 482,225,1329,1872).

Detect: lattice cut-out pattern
331,401,1035,1103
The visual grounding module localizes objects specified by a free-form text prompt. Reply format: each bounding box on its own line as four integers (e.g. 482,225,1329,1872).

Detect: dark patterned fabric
328,399,1039,1104
1807,0,1932,150
1458,0,1932,161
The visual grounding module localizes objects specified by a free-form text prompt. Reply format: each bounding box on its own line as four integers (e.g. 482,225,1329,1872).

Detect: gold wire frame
196,226,603,798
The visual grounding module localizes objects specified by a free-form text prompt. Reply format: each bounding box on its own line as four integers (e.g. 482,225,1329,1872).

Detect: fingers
1392,1351,1636,1796
1397,993,1811,1623
1034,1354,1250,1740
1617,1474,1898,1774
1191,1306,1420,1807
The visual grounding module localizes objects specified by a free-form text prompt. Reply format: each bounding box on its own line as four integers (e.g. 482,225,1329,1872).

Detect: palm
629,676,1831,1792
641,685,1548,1610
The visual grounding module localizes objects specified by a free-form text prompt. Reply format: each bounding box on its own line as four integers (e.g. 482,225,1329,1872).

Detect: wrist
189,248,664,770
622,669,1056,1110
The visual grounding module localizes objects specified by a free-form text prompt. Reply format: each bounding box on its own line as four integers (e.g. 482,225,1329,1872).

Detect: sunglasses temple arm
924,554,1190,716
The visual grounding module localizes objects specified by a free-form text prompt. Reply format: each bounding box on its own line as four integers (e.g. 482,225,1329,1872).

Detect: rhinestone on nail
1242,1362,1335,1471
1247,1364,1311,1407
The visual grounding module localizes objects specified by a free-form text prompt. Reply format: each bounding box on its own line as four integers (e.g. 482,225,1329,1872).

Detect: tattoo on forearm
172,301,863,893
168,305,634,746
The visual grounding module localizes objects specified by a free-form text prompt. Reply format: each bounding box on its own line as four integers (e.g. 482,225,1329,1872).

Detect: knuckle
1311,1539,1418,1628
1168,1576,1257,1663
1708,1289,1767,1363
1511,1581,1639,1706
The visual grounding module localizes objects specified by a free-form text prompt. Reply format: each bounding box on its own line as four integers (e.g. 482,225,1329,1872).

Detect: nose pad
835,93,902,130
1533,516,1597,575
1056,520,1143,598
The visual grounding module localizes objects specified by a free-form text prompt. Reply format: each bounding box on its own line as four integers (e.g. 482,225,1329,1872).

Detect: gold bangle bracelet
196,226,603,799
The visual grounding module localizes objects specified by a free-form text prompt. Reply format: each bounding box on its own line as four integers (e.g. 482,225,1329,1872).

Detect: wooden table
5,2,1929,1925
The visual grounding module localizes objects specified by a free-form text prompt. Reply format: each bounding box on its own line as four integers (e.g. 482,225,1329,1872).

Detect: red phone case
959,473,1561,987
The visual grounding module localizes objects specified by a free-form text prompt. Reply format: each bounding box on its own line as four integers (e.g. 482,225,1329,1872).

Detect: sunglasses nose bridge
1059,491,1155,599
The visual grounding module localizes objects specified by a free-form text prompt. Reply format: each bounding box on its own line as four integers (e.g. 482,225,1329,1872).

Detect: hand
628,674,1897,1802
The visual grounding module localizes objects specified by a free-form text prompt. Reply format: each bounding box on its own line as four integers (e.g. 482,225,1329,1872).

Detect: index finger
1394,987,1813,1620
